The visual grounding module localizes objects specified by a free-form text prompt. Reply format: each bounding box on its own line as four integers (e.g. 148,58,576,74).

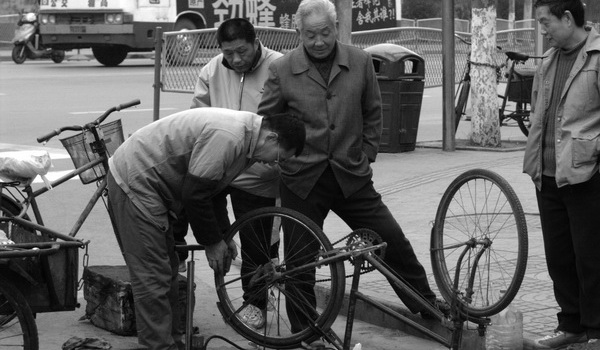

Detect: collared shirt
523,27,600,189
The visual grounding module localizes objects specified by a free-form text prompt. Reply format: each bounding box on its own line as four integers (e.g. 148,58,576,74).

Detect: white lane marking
33,170,76,184
69,107,177,115
0,144,76,183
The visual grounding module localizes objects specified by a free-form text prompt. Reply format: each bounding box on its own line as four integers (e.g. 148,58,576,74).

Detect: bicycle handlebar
36,99,141,143
92,99,141,126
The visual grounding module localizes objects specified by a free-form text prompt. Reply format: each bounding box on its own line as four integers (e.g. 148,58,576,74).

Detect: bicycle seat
506,51,530,62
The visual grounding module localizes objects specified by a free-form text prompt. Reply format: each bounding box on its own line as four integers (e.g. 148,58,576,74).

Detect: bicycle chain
77,244,90,291
315,229,386,282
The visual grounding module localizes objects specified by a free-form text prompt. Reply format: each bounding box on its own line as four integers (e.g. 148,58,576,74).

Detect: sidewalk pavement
37,141,556,350
1,56,556,348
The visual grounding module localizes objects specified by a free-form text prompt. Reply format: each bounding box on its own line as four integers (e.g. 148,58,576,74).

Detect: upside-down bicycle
212,168,528,349
0,100,140,349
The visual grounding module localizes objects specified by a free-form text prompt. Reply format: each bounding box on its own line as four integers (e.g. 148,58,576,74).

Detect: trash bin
365,44,425,153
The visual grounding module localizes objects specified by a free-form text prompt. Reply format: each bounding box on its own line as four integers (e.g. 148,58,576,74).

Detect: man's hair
534,0,586,27
262,113,306,157
294,0,337,31
216,18,256,47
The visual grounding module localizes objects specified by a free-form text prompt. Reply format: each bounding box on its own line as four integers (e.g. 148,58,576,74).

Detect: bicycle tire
516,116,530,136
431,169,528,318
215,206,345,349
1,194,22,219
455,80,471,131
0,195,34,240
0,276,39,350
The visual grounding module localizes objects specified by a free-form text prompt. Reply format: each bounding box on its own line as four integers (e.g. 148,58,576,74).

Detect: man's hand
225,239,238,272
205,240,237,275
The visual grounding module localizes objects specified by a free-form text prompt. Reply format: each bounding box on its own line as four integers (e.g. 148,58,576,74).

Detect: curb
416,139,527,152
0,48,154,62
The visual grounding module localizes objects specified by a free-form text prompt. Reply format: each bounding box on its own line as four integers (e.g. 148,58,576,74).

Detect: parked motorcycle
12,11,65,64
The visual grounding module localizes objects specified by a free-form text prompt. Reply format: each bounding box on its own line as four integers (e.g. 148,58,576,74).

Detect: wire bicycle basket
60,120,124,184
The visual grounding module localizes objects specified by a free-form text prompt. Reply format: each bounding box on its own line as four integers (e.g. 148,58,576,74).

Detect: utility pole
442,0,456,151
524,0,533,21
509,0,515,29
335,0,351,44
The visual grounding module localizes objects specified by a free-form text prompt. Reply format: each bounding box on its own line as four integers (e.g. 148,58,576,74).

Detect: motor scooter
12,11,65,64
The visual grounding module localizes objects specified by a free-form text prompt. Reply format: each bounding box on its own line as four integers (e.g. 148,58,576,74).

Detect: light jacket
258,42,382,200
191,44,283,198
523,27,600,190
109,108,262,245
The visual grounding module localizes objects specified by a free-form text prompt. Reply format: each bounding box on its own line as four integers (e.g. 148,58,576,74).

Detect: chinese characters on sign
189,0,204,9
187,0,395,31
41,0,110,7
211,0,291,28
353,0,396,31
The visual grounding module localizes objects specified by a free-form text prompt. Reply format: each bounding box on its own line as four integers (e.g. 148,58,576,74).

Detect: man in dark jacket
258,0,446,333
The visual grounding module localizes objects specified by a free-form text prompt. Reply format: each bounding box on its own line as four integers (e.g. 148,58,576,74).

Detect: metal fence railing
0,14,19,45
161,26,300,93
160,26,537,93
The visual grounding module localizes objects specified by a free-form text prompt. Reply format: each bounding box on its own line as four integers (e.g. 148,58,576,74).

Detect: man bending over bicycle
106,108,305,350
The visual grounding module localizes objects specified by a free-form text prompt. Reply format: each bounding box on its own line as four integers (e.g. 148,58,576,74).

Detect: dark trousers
107,172,183,350
536,174,600,338
229,187,278,309
280,166,436,331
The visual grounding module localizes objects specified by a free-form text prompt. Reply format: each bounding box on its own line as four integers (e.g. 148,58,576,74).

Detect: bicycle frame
238,241,487,350
0,99,139,237
2,150,109,238
498,59,531,123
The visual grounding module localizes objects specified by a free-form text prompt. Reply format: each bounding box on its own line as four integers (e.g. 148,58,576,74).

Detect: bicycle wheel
215,207,345,349
516,111,530,136
455,80,470,131
0,276,38,350
431,169,528,318
0,195,35,242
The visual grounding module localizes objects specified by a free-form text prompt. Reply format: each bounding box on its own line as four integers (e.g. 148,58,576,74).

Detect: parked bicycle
0,99,140,349
454,35,543,136
210,168,528,350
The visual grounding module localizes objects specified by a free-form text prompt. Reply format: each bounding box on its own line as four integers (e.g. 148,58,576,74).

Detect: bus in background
38,0,396,66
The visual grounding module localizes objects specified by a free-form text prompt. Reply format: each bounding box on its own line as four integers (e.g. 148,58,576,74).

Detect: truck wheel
51,50,65,63
166,18,199,65
92,46,128,67
12,45,27,64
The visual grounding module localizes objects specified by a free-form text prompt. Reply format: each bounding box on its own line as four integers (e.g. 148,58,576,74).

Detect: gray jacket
523,27,600,189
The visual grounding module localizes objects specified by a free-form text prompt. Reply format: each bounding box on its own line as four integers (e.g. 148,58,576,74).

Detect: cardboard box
83,265,194,336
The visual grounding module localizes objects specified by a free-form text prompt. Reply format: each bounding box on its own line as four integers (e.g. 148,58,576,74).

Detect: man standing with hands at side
524,1,600,349
258,0,448,333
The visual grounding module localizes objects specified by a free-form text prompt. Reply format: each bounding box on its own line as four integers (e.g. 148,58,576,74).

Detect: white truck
38,0,396,66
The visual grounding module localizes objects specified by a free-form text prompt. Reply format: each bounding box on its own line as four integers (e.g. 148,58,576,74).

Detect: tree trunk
470,0,500,147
